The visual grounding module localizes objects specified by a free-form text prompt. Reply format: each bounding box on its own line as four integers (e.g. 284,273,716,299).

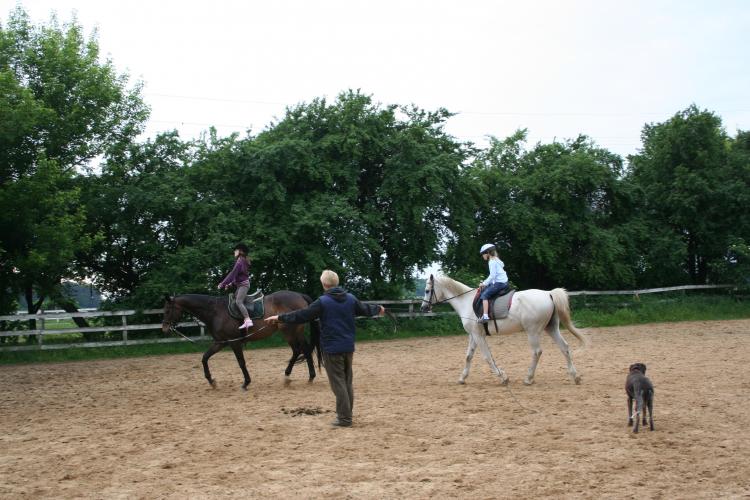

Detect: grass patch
2,292,748,365
569,292,750,328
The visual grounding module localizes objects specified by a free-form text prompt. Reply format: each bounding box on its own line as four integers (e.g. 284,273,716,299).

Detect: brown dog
625,363,654,433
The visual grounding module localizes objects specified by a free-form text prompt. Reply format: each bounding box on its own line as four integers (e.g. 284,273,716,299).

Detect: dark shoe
331,419,352,428
478,316,489,324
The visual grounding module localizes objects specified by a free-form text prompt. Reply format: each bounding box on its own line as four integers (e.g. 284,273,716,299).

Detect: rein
167,322,273,344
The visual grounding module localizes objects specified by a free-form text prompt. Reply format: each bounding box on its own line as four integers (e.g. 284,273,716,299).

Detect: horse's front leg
202,342,225,388
474,329,509,385
230,342,251,390
458,333,477,384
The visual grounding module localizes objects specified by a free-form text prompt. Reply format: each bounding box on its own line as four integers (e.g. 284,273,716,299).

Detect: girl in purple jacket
218,243,252,329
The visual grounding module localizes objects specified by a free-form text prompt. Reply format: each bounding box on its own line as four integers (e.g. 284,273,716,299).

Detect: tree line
2,8,749,316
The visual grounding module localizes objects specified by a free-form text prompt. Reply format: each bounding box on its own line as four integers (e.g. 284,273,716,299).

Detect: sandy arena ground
1,319,749,499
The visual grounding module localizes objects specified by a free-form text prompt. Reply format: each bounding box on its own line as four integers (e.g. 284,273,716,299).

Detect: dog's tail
550,288,589,351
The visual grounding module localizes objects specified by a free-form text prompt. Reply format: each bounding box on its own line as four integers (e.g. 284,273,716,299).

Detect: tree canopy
0,7,148,314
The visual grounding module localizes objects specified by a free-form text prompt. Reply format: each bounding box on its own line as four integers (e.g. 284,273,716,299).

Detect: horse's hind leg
285,343,301,378
523,330,543,385
545,320,580,384
302,339,316,383
230,342,251,390
202,342,224,388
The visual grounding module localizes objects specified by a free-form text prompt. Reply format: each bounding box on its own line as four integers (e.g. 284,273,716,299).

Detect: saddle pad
228,290,264,320
473,289,515,320
491,290,514,319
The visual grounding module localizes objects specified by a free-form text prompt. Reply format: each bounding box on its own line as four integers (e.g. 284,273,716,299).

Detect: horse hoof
500,378,510,386
307,378,315,384
523,378,534,386
209,380,217,389
242,384,249,391
457,378,466,385
574,375,582,385
284,377,292,386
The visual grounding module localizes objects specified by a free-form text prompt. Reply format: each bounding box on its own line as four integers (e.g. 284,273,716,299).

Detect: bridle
421,275,477,312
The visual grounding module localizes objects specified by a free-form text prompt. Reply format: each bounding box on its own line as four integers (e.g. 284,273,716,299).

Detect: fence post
38,317,44,348
122,314,128,345
409,301,414,319
200,324,205,339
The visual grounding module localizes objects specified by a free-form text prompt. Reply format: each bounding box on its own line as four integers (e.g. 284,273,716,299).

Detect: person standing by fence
266,270,384,427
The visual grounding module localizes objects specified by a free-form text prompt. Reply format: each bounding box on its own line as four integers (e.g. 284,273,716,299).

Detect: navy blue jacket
278,287,381,354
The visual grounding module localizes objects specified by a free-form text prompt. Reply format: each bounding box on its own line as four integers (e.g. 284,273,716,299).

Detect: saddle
473,286,515,335
228,289,265,320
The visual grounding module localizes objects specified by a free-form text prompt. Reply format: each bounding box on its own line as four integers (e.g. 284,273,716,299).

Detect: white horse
420,274,588,386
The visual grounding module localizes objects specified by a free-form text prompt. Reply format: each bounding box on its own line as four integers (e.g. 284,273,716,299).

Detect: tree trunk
56,297,95,341
24,285,44,344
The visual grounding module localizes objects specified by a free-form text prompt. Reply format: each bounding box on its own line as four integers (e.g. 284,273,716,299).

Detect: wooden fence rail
0,284,735,352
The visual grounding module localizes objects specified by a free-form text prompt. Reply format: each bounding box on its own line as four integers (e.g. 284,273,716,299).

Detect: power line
145,93,287,106
143,91,748,117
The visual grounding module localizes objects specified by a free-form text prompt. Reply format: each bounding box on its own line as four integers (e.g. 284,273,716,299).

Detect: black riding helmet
233,243,249,255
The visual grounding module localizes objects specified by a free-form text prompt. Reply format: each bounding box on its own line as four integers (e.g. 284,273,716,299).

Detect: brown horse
161,291,320,390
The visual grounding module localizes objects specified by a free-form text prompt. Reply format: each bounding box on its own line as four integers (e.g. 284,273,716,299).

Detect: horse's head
161,295,182,333
420,274,436,313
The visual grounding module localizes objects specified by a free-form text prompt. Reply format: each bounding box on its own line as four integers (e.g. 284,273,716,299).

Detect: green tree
708,130,750,284
78,132,203,303
189,91,467,298
628,105,745,284
0,7,148,316
447,132,641,290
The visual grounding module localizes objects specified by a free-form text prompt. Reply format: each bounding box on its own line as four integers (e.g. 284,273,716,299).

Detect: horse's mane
434,274,472,296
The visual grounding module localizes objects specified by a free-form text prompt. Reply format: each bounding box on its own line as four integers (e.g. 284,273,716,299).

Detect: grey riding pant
235,281,250,320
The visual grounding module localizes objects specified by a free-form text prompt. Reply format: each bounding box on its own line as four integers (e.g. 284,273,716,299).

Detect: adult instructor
266,270,385,427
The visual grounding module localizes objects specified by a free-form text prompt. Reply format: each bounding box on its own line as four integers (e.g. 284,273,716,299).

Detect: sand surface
1,319,749,499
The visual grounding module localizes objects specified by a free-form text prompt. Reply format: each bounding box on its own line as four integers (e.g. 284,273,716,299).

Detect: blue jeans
480,282,508,300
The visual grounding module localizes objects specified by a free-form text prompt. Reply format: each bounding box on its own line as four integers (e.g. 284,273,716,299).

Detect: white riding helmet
480,243,496,254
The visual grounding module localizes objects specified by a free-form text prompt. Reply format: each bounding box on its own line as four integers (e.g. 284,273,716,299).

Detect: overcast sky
4,0,749,160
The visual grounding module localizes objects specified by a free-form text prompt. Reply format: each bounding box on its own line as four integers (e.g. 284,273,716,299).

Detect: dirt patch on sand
1,319,749,498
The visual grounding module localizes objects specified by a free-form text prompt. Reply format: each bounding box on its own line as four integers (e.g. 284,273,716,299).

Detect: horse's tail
549,288,589,351
302,293,322,369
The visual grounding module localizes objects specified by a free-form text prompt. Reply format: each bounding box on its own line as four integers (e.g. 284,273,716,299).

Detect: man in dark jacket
266,269,384,427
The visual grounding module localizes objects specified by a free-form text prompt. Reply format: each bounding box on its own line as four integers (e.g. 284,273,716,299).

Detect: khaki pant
322,352,354,424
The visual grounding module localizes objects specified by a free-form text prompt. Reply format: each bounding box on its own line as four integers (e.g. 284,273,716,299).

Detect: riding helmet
234,243,250,255
479,243,496,255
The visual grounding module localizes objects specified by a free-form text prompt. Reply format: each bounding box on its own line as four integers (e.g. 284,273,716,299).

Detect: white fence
0,285,736,352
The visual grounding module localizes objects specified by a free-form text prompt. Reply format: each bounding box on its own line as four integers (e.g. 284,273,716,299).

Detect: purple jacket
219,257,249,288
